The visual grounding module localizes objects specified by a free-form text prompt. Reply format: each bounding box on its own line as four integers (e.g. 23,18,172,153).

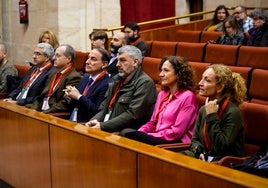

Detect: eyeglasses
33,52,45,56
234,12,241,14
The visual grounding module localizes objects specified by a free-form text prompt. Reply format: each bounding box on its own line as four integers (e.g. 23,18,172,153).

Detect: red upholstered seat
150,41,177,58
203,44,239,66
237,46,268,70
248,69,268,105
176,42,206,62
176,30,201,43
75,51,89,75
142,57,161,91
14,64,31,77
199,31,222,43
145,41,153,57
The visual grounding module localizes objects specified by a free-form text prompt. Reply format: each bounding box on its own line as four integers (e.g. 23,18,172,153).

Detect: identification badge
104,110,112,122
21,88,29,99
207,156,214,162
41,97,50,111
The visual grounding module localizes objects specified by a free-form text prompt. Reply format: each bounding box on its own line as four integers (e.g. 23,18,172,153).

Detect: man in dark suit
26,44,81,113
64,48,111,122
5,43,56,105
107,31,129,77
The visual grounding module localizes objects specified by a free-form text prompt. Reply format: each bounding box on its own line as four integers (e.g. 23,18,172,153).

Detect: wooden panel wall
0,108,51,188
50,125,137,188
140,19,211,41
0,101,268,188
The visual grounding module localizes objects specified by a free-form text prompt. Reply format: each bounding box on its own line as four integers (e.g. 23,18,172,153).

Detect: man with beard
85,45,157,133
107,31,129,77
123,22,147,57
0,43,18,93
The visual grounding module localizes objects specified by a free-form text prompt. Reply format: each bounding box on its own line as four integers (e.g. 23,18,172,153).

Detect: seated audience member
123,22,147,57
89,30,108,50
215,16,246,45
64,48,111,123
38,30,59,50
26,44,81,113
204,5,230,32
183,64,246,162
233,5,253,32
4,43,56,105
246,8,268,46
107,31,130,77
85,45,157,133
0,43,18,93
120,56,198,145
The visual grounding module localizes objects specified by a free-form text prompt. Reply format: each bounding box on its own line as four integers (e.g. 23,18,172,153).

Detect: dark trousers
120,128,181,146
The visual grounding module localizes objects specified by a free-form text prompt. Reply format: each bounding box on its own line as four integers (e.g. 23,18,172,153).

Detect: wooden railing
103,7,266,35
1,101,268,187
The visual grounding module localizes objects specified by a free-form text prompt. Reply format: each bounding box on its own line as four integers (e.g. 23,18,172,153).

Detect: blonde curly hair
209,64,247,106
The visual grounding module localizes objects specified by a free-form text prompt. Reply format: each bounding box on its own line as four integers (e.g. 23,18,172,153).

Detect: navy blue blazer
70,73,111,122
107,58,118,78
8,64,56,105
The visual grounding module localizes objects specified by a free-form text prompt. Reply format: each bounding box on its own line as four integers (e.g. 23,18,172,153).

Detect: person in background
26,44,81,113
183,64,246,162
204,5,230,32
215,16,246,45
233,5,253,32
89,30,108,50
64,48,111,123
4,43,56,105
0,43,18,93
107,31,130,77
246,8,268,46
120,56,198,145
38,30,59,50
123,22,147,57
85,45,157,133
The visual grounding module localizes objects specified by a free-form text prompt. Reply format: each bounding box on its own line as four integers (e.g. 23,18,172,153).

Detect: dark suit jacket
27,67,81,113
8,64,56,106
70,73,111,122
107,58,118,78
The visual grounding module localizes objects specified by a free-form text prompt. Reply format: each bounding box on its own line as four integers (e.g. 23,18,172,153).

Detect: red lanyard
23,63,52,88
203,98,229,150
82,71,107,96
154,92,172,124
46,65,72,97
108,76,128,109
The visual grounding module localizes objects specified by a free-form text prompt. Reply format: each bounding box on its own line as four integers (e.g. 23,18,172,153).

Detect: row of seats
145,41,268,70
176,30,222,43
142,57,268,105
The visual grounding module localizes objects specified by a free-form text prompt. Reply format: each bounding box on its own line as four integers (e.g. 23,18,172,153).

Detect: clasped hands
63,85,82,100
85,119,101,129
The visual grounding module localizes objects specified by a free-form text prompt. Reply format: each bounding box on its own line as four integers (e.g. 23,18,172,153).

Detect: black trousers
120,128,181,146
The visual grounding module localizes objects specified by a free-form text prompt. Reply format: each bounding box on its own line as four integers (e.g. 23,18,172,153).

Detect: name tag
104,110,112,122
41,97,50,111
207,156,214,162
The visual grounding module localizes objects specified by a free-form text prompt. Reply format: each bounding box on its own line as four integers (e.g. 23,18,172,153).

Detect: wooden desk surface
0,101,268,187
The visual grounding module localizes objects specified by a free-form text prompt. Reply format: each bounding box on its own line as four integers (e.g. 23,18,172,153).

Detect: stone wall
0,0,266,65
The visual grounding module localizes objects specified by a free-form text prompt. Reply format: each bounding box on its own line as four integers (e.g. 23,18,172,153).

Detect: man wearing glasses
4,43,56,106
233,5,253,32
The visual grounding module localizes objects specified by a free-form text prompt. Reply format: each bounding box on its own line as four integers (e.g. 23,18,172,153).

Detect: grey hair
37,42,54,60
250,8,268,20
118,45,142,65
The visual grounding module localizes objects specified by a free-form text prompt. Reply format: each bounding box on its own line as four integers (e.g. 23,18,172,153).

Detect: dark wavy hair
159,56,196,92
211,5,230,25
